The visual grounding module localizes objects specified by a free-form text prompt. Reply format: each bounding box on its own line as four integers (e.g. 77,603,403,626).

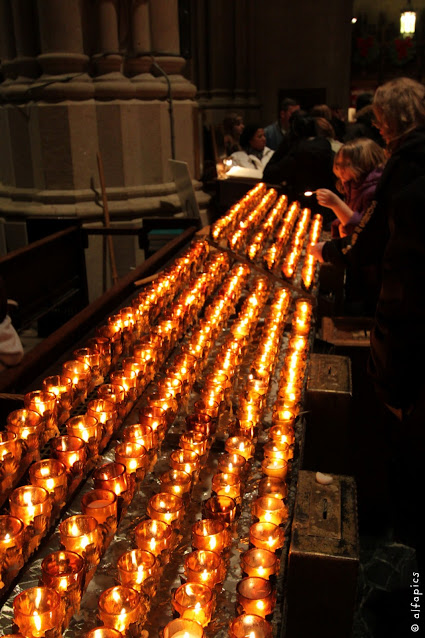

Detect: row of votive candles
211,182,267,241
160,277,277,637
228,188,278,253
225,297,314,636
246,194,288,261
263,202,300,271
281,207,312,280
301,214,323,291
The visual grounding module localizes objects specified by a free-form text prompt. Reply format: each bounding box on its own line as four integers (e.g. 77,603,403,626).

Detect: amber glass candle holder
236,577,276,618
29,458,68,508
81,489,118,548
87,335,112,376
193,398,220,419
191,519,231,554
0,431,22,477
42,375,73,425
59,515,101,582
144,389,178,426
162,618,205,637
24,390,58,444
172,582,215,627
122,423,157,451
169,450,200,477
261,458,288,480
9,485,52,534
241,548,279,579
217,453,247,477
147,493,184,527
87,398,118,440
74,347,103,388
115,441,147,478
252,496,288,526
263,441,291,462
229,613,273,637
121,357,146,391
51,435,87,475
97,383,126,422
179,432,209,457
66,415,102,458
93,462,129,497
96,324,123,365
156,376,182,401
13,587,62,638
109,370,137,405
211,472,241,502
6,409,42,454
138,406,168,441
258,477,288,501
41,550,85,625
134,519,172,557
249,522,285,552
184,549,225,587
117,548,157,592
0,515,25,580
85,628,123,638
185,413,213,437
225,436,254,461
61,359,91,406
98,585,143,635
159,469,192,499
268,424,295,447
204,495,237,527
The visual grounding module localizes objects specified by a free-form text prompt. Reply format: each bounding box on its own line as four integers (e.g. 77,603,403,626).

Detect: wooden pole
96,151,119,285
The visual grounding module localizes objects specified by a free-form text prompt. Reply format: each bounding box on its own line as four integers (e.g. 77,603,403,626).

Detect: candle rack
0,184,320,638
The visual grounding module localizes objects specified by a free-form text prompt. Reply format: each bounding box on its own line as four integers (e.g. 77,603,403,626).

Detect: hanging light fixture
400,0,416,36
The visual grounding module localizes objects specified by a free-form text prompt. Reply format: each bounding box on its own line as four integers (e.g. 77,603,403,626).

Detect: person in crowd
0,276,24,371
311,138,386,315
344,104,385,147
222,112,245,156
229,124,274,173
314,115,342,153
263,112,336,222
264,97,300,150
330,105,347,142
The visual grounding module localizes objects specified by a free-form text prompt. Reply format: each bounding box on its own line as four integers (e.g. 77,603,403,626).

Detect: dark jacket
368,128,425,410
263,136,335,196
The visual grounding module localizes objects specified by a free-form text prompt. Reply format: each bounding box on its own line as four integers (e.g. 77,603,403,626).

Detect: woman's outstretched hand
316,189,342,210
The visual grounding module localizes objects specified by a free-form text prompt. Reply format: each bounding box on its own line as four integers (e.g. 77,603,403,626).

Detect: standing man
264,97,300,150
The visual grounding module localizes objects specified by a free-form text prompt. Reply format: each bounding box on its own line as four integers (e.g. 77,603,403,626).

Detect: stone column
92,0,135,98
33,0,93,100
125,0,167,99
149,0,196,98
4,0,41,101
0,0,16,87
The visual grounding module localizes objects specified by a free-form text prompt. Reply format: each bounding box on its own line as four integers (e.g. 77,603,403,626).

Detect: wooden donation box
303,353,352,475
285,470,359,638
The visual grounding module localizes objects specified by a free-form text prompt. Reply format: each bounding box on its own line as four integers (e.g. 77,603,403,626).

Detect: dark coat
263,136,335,197
368,128,425,410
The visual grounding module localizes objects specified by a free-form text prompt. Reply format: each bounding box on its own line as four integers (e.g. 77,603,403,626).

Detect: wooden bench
0,225,89,336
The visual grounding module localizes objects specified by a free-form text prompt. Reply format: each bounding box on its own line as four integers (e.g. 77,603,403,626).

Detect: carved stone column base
29,73,95,101
126,56,168,100
152,56,197,99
